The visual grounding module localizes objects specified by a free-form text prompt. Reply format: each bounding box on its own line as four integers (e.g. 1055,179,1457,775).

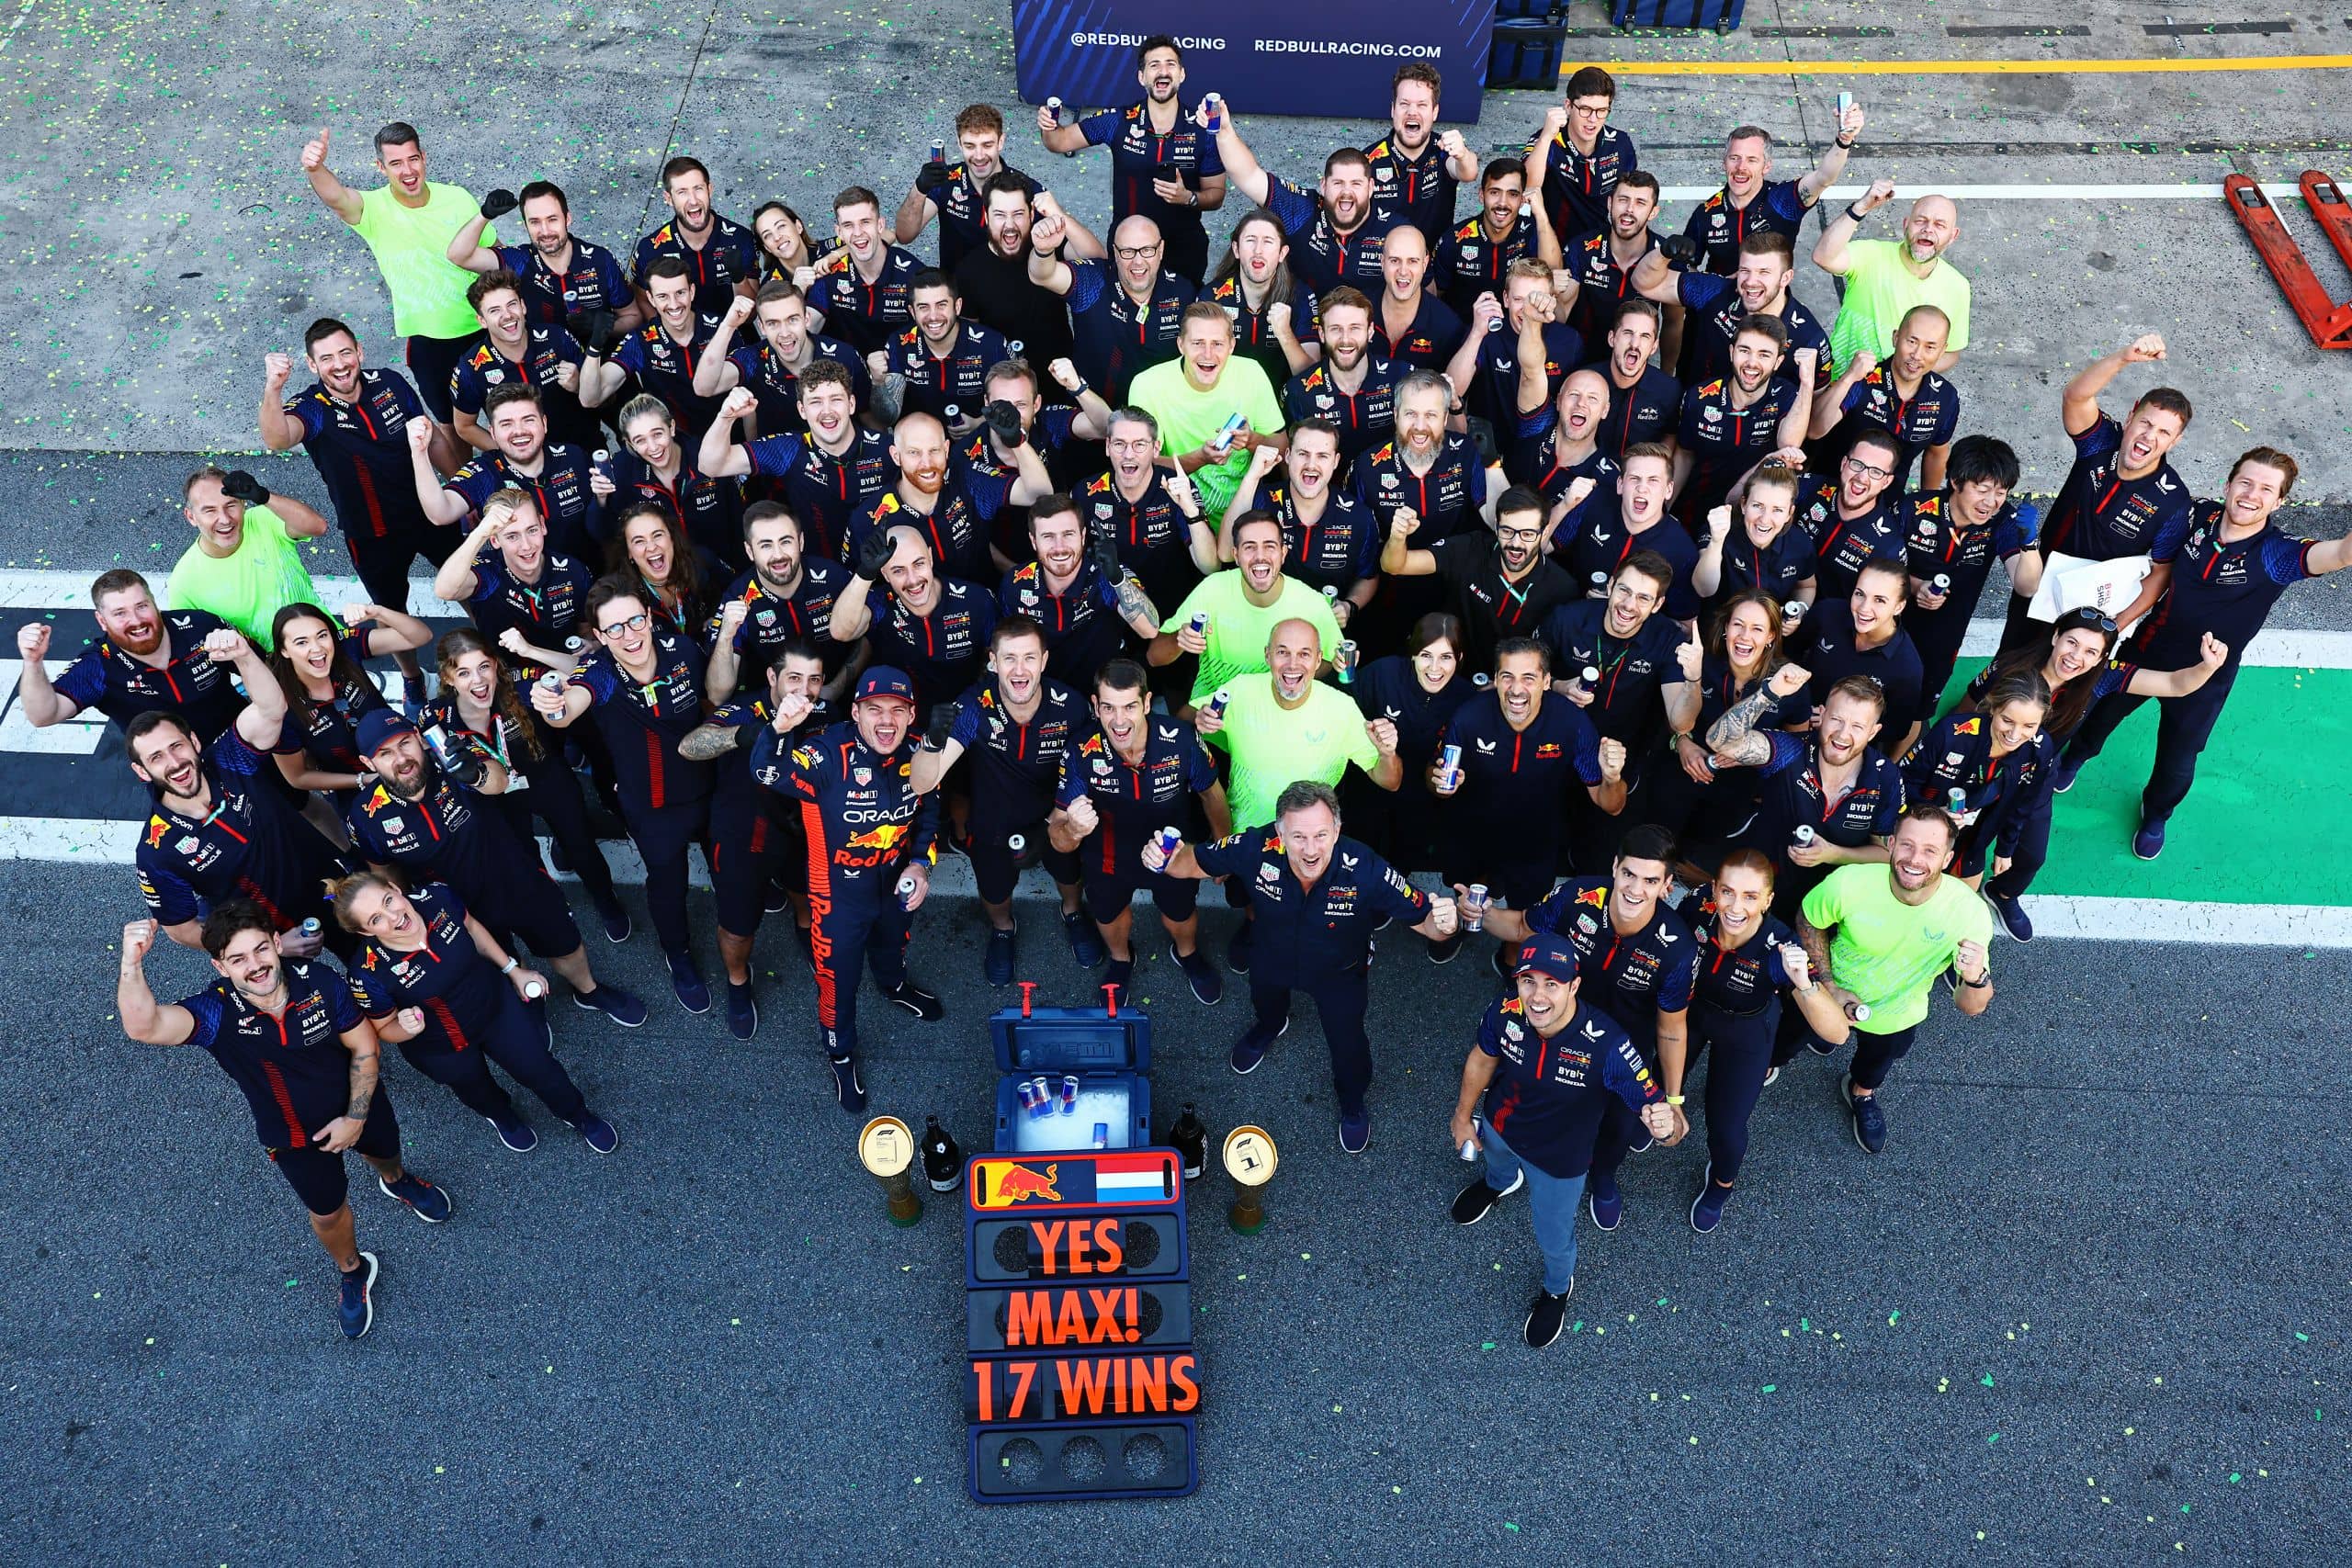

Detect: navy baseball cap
854,666,916,705
1512,931,1579,984
354,708,418,757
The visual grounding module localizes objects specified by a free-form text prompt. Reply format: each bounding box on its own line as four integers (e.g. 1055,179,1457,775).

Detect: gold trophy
1221,1124,1278,1235
858,1115,922,1227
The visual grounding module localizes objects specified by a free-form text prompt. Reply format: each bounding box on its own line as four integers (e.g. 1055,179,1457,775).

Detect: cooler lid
989,1006,1152,1072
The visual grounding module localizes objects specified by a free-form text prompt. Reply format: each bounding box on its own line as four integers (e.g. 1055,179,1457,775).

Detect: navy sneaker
724,980,757,1041
984,926,1016,987
1761,1066,1781,1089
571,1113,619,1155
1174,946,1223,1004
883,979,944,1021
667,951,711,1014
1427,929,1464,965
829,1055,866,1113
1062,909,1105,967
575,984,648,1028
594,897,631,944
1524,1284,1572,1348
1588,1177,1623,1232
1805,1030,1840,1056
379,1173,451,1223
338,1252,379,1340
1338,1108,1371,1155
1229,1017,1288,1075
1102,957,1134,1010
1227,923,1253,975
2050,756,2081,795
2133,815,2168,861
1690,1164,1729,1234
1845,1075,1887,1155
1989,891,2034,942
1450,1168,1523,1224
484,1112,537,1153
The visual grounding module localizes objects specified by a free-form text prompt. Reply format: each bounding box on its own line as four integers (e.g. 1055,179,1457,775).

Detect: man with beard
1080,409,1219,625
344,709,645,1024
1027,209,1194,405
1589,302,1680,460
259,321,449,702
122,635,350,951
757,666,945,1109
414,385,600,554
1634,231,1832,391
1799,559,1924,755
1682,111,1862,276
1214,116,1403,299
1367,225,1463,378
116,905,447,1340
1280,288,1397,476
1790,429,1906,604
17,570,252,742
1807,305,1960,491
1539,553,1693,785
432,491,599,683
447,269,595,453
699,367,897,561
1434,159,1559,321
1049,659,1231,1008
911,615,1103,984
953,175,1098,367
1813,180,1970,371
1554,171,1667,350
1152,510,1343,715
1527,68,1639,245
1509,367,1619,545
695,281,871,439
840,407,1049,586
896,104,1041,273
1896,436,2040,724
1555,445,1699,621
1363,63,1480,248
1128,303,1286,526
1353,370,1503,547
1448,263,1582,434
868,271,1010,430
831,525,999,720
998,495,1162,695
1161,781,1454,1153
629,155,760,318
1380,484,1577,677
1228,424,1382,620
165,468,332,646
586,257,726,442
1206,210,1321,391
1708,672,1898,913
1794,807,1994,1154
806,186,927,357
1040,36,1227,285
1671,317,1813,525
447,179,639,337
706,502,860,700
300,121,490,435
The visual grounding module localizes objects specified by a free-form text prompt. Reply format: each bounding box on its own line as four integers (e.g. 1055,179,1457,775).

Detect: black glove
444,739,489,788
983,400,1026,448
588,318,625,357
220,469,270,505
480,188,521,221
1658,232,1699,266
855,526,900,581
568,308,615,354
922,701,958,750
1091,536,1125,589
914,161,954,197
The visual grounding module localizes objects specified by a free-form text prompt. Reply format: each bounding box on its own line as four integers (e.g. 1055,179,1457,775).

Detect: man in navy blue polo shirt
1025,208,1193,406
448,179,639,337
1434,159,1557,321
587,257,727,443
1280,289,1398,477
1681,112,1860,276
695,282,871,439
413,386,600,554
17,570,251,743
447,269,595,452
1038,37,1227,284
1230,426,1382,618
1447,263,1582,435
1447,929,1673,1348
870,271,1010,431
1897,435,2040,726
1547,451,1700,622
807,186,926,357
1363,63,1480,247
1367,227,1463,378
431,490,598,682
700,367,897,561
997,495,1161,697
896,104,1042,274
1807,305,1960,491
829,525,1000,721
705,501,859,700
1214,112,1403,299
1708,671,1903,916
1791,429,1905,603
1634,230,1832,391
1538,553,1694,790
629,156,760,318
2058,446,2352,858
1671,316,1813,526
1589,301,1681,462
117,905,448,1339
1556,173,1666,352
1527,69,1639,243
1163,781,1455,1154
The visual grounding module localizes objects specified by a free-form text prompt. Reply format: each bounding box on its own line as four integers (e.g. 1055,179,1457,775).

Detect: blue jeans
1482,1124,1586,1296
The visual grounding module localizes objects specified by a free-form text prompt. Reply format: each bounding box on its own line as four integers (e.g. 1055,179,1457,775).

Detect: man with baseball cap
754,664,944,1112
1447,930,1676,1348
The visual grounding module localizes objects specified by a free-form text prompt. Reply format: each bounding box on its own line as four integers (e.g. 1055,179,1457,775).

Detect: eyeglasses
1495,526,1544,545
1114,243,1164,261
1843,457,1893,482
598,614,651,637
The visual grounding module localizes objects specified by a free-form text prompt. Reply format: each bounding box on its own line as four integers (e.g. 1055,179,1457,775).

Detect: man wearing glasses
1527,68,1638,243
1026,210,1193,405
1380,484,1577,676
1791,431,1905,603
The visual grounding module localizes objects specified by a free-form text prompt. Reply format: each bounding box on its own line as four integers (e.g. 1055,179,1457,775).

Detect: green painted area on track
1948,662,2351,907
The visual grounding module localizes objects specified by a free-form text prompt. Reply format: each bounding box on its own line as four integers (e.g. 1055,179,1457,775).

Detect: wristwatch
1844,202,1869,223
1665,1094,1687,1108
1959,973,1991,988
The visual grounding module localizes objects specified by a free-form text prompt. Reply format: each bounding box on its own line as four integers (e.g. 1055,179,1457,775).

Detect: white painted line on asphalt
1659,182,2309,203
1955,620,2352,668
0,570,466,619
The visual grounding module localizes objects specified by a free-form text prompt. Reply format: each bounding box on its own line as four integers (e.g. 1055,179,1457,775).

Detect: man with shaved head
1027,208,1194,403
1813,177,1969,372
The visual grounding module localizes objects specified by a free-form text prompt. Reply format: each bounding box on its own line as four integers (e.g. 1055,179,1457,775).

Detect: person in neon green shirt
1798,807,1994,1156
1126,302,1284,525
1812,179,1969,371
1194,615,1401,973
301,121,492,426
166,468,331,646
1151,511,1343,712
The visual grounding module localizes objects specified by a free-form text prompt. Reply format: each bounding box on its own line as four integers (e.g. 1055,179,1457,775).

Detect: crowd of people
37,42,2352,1346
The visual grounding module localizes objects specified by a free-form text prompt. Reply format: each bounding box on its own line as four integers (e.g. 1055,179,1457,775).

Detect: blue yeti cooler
989,1005,1153,1153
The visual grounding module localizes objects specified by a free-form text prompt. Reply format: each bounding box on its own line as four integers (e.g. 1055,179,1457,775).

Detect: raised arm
695,297,757,399
116,919,198,1045
1212,112,1274,209
219,630,289,751
2064,334,2165,439
1025,211,1077,296
258,354,306,452
1378,505,1439,578
1813,176,1894,276
11,623,77,727
300,127,363,225
407,419,469,526
1796,99,1864,203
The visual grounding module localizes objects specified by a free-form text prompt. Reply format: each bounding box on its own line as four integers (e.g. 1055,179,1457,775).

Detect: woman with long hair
752,200,818,284
1205,209,1317,392
1902,670,2052,889
591,394,741,564
1345,613,1478,875
424,627,630,943
605,502,723,645
1648,588,1812,856
267,599,430,805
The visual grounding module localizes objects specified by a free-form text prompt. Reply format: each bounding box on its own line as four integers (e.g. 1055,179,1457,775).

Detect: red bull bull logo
842,822,909,852
975,1161,1063,1208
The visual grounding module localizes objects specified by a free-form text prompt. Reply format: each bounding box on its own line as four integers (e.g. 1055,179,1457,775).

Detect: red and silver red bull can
1439,742,1463,791
1151,825,1182,863
1188,611,1208,637
1028,1077,1056,1119
1059,1075,1079,1114
1044,96,1063,127
1015,1079,1043,1117
1205,686,1231,718
1202,92,1223,130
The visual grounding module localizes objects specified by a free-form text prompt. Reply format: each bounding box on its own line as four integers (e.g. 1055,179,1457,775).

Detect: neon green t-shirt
1800,863,1991,1033
1203,679,1379,830
1826,238,1972,368
1165,570,1344,711
1126,356,1284,524
167,503,322,645
353,183,492,341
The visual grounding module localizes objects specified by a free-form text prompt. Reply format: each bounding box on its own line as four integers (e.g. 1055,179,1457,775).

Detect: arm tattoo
346,1038,380,1119
678,723,744,762
1704,684,1781,762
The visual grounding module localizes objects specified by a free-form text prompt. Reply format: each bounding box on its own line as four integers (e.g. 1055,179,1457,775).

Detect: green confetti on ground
1987,1433,2001,1444
1982,1374,1996,1387
1761,1384,1777,1393
1503,1523,1519,1533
